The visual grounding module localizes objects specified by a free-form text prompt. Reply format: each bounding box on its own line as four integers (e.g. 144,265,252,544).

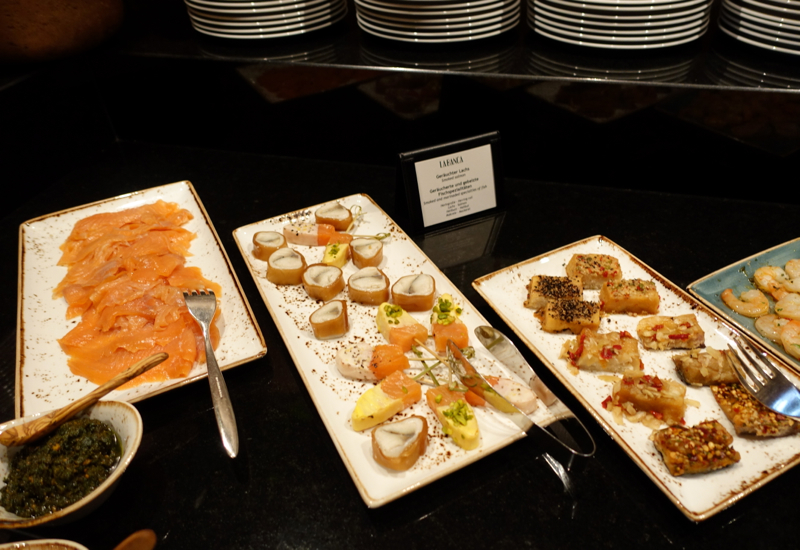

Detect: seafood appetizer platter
473,235,800,521
17,181,267,417
688,237,800,373
233,194,566,508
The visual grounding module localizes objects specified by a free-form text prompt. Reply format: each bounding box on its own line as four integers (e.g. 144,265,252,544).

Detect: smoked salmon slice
55,200,221,389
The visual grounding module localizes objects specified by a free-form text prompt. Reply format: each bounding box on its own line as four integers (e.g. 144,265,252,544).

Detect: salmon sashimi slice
381,370,422,408
369,344,411,380
55,201,221,388
432,321,469,353
389,324,429,352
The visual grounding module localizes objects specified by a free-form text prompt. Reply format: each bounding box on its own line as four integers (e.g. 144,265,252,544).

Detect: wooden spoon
0,352,168,447
113,529,157,550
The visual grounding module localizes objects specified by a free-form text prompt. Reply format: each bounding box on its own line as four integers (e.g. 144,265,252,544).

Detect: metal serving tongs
445,339,596,459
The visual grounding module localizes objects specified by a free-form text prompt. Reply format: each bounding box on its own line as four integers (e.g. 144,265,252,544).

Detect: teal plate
687,236,800,373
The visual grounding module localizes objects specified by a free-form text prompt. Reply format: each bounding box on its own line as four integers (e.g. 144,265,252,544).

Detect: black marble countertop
0,139,798,549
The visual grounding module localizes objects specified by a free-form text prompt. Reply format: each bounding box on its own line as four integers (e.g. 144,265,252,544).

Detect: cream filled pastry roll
267,247,307,285
392,274,436,311
302,264,345,302
348,267,390,305
309,300,349,340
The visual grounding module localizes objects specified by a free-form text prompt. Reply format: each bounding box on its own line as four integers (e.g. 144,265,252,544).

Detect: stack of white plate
527,0,713,49
718,0,800,55
354,0,521,43
184,0,348,39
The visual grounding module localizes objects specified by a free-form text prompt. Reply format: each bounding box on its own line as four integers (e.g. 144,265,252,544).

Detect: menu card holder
395,131,504,234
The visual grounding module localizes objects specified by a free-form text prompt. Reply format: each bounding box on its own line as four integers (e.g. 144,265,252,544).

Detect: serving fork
726,329,800,418
183,289,239,458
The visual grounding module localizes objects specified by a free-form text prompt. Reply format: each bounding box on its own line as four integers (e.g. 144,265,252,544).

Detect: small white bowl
0,401,143,529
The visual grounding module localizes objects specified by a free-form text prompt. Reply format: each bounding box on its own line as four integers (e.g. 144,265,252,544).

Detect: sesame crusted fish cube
565,254,622,290
652,420,741,476
524,275,583,311
537,298,600,334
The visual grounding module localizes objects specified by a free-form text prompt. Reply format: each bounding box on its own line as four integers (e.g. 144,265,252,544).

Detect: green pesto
0,418,121,518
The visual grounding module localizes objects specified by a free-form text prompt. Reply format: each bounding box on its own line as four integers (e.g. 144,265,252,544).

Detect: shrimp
780,320,800,360
755,314,791,343
754,266,791,300
721,288,770,318
783,259,800,293
775,292,800,321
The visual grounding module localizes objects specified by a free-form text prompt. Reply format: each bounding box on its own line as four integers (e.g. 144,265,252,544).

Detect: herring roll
252,231,287,261
392,274,436,311
351,238,384,269
267,247,307,285
372,416,428,471
348,267,390,305
310,300,349,340
315,202,353,232
302,263,345,302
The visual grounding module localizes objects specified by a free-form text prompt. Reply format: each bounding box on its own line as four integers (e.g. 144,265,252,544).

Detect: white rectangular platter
17,180,267,417
232,193,563,508
472,235,800,521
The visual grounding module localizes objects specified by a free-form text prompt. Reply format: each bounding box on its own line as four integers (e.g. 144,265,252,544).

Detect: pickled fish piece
351,370,421,432
524,275,583,311
610,372,686,426
302,264,344,302
560,329,641,373
348,267,389,305
599,278,660,315
425,386,480,450
267,248,307,285
711,383,800,438
392,274,436,312
566,254,622,290
309,300,348,340
637,314,705,351
537,298,600,334
372,416,428,471
653,420,740,477
315,202,353,232
335,343,409,381
252,231,286,261
672,348,736,386
351,238,384,269
322,242,350,268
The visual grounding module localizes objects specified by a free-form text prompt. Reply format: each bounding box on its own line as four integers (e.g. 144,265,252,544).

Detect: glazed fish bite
610,372,687,426
560,329,641,373
653,420,741,477
637,314,705,351
537,298,600,334
711,383,800,438
672,348,737,386
565,254,622,290
524,275,583,311
599,279,660,315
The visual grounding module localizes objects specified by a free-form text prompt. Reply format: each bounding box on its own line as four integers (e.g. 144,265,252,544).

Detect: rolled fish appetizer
348,267,390,305
372,416,428,472
303,264,345,302
267,247,307,285
392,274,436,312
252,231,287,261
315,202,353,232
309,300,349,340
351,238,384,269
